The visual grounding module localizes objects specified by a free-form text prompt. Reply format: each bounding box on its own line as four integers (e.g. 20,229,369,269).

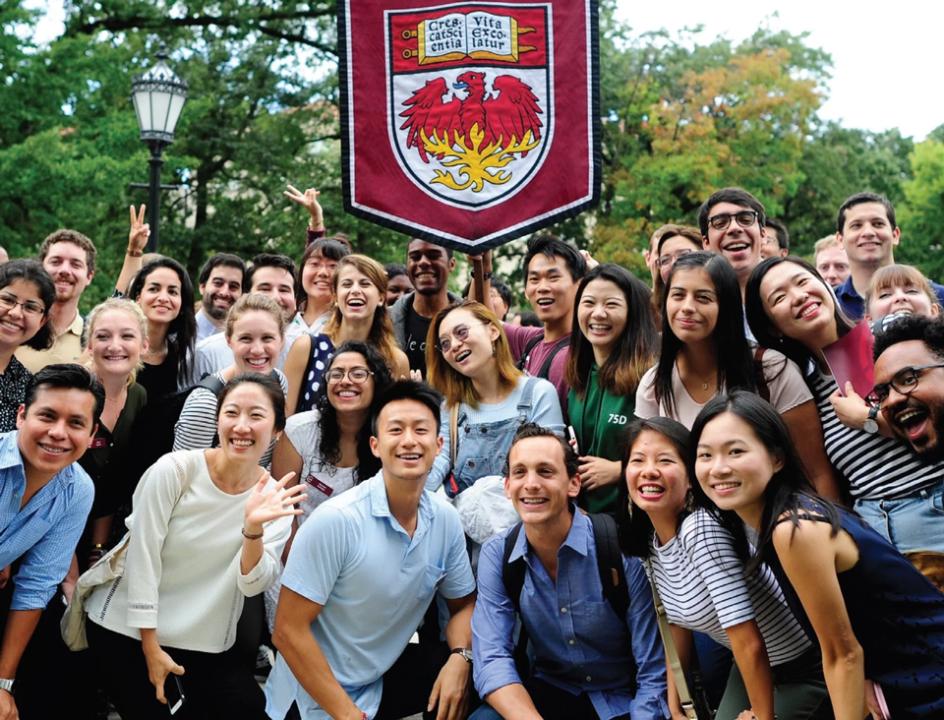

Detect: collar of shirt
508,504,589,564
368,470,433,545
65,311,84,337
836,275,861,303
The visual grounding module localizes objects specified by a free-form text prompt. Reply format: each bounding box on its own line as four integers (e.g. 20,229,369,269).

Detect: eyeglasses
0,292,45,317
866,363,944,407
657,248,693,269
708,210,759,231
326,367,373,383
437,322,486,354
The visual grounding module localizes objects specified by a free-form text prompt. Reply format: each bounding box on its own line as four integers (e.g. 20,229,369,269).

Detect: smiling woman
0,260,54,432
283,254,408,415
173,294,288,468
425,300,564,507
745,256,944,552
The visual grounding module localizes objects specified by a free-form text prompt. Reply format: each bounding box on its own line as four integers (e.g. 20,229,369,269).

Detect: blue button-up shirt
265,470,475,720
0,431,94,610
836,275,944,321
472,510,668,720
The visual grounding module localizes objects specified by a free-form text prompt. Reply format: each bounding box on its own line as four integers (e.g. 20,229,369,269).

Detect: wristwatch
0,678,13,694
451,647,473,664
862,404,880,434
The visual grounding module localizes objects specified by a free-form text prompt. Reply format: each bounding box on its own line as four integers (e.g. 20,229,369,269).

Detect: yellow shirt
15,312,84,373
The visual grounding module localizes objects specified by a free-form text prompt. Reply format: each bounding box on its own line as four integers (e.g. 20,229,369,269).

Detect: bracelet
241,527,264,540
127,248,143,257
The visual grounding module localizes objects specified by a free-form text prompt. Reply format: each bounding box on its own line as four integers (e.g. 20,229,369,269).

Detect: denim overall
446,377,538,499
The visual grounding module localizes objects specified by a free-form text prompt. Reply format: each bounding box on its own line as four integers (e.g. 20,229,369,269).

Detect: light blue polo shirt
264,470,475,719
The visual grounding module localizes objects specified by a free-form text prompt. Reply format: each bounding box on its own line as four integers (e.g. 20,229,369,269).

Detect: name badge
89,437,109,449
305,475,333,496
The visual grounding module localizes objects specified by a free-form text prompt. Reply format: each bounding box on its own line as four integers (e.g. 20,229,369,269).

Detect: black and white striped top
809,370,944,500
647,509,811,666
172,369,288,469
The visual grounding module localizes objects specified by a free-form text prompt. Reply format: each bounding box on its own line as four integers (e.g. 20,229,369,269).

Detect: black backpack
500,513,628,675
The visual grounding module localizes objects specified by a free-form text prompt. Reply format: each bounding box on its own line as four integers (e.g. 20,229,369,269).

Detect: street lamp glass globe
131,49,188,144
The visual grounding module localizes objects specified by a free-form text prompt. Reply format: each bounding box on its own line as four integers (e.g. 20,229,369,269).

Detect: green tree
899,138,944,279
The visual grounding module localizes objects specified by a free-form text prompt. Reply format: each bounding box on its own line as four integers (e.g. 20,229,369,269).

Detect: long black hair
565,263,659,397
688,390,840,572
654,252,758,418
314,340,394,483
745,256,855,374
128,257,196,386
617,416,693,558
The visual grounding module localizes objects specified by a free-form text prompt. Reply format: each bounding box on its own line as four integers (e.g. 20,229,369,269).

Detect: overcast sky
615,0,941,140
29,0,941,140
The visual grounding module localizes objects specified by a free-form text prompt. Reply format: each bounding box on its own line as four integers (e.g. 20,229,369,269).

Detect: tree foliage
0,0,940,307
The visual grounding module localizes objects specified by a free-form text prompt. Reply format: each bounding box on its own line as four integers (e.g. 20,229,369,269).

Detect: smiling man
470,424,667,720
196,253,246,342
699,187,766,297
835,192,944,320
16,230,96,373
502,236,586,413
266,381,476,720
389,240,460,377
857,313,944,555
0,364,100,719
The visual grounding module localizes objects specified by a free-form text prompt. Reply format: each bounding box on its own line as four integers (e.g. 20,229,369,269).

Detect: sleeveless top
296,333,335,413
775,504,944,718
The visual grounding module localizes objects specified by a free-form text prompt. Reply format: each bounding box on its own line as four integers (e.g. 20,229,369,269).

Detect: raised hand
128,204,150,255
244,471,304,530
284,185,324,229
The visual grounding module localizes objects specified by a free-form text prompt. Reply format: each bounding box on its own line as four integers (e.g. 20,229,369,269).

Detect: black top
0,356,31,433
76,382,148,565
137,345,181,401
404,303,432,377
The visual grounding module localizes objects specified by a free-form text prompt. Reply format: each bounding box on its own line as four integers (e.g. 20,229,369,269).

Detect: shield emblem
389,6,551,208
340,0,599,252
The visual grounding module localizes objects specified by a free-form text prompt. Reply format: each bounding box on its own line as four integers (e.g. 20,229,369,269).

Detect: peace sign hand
244,471,304,531
128,204,150,254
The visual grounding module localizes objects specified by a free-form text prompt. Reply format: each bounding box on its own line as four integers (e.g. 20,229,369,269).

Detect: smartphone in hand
165,674,185,716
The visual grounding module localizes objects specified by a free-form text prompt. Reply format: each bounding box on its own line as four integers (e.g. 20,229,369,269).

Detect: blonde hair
225,293,287,338
865,264,937,311
323,254,400,367
83,298,148,384
426,300,521,409
813,234,842,254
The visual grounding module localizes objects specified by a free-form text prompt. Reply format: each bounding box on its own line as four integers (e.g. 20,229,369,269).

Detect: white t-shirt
284,409,358,519
647,509,811,666
85,450,292,652
635,349,811,428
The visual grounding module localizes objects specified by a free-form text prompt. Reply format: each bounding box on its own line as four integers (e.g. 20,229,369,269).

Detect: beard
203,296,229,320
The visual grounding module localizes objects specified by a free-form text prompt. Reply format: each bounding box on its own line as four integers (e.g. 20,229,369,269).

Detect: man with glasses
862,313,944,553
698,187,766,297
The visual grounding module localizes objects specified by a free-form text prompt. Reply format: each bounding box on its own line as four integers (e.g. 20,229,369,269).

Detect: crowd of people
0,185,943,720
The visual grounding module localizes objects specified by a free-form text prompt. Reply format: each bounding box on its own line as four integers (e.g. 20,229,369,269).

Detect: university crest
339,0,599,251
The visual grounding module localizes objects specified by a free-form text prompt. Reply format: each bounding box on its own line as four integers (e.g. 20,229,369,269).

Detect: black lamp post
130,46,188,252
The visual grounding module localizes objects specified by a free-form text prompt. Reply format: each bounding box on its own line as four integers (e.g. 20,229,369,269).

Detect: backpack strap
516,333,545,371
536,337,569,380
197,373,225,396
753,347,770,402
588,512,629,619
501,522,527,613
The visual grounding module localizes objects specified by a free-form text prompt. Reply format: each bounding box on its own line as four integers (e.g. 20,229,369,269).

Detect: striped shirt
173,369,288,468
809,370,944,500
647,509,810,666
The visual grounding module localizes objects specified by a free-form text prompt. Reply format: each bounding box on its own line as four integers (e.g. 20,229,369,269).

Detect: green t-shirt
567,365,636,513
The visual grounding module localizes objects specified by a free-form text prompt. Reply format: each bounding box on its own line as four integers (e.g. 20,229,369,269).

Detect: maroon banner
338,0,600,251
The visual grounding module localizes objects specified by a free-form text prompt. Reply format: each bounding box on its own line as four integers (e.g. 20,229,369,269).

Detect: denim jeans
854,481,944,553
